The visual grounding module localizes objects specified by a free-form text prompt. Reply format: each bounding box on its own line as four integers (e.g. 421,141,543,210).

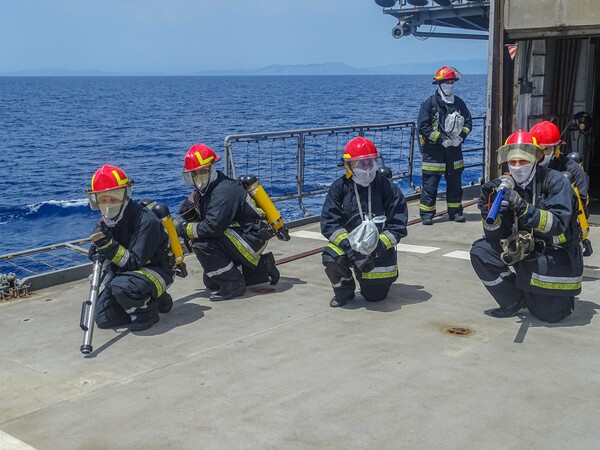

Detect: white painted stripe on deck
442,250,471,260
289,230,327,241
396,243,439,254
0,430,36,449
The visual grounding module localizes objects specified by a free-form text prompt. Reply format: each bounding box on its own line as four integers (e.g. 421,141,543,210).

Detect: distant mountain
1,59,487,77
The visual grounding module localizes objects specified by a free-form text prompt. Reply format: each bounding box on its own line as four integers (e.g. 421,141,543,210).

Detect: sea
0,75,486,259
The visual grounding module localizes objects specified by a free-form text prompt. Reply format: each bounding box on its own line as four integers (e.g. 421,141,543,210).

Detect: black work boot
452,214,466,223
264,252,280,285
210,282,246,301
422,218,433,226
490,300,525,318
330,293,355,308
129,304,160,331
156,292,173,313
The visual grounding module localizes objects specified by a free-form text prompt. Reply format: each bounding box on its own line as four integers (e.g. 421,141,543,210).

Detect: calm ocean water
0,75,486,257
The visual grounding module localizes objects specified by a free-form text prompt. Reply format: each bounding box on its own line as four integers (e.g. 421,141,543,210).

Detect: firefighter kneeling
470,131,584,323
321,137,408,308
176,144,280,301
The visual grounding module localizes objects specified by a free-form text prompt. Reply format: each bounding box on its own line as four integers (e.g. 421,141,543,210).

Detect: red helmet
432,66,462,84
87,165,133,213
497,130,542,164
342,137,379,163
183,144,221,172
529,121,564,147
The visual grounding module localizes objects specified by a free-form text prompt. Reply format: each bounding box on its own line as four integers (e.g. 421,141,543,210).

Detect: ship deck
2,190,600,449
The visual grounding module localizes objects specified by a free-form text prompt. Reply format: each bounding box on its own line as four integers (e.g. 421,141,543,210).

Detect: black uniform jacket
418,91,472,148
482,166,581,247
548,154,589,201
182,171,266,247
101,201,174,291
321,172,408,248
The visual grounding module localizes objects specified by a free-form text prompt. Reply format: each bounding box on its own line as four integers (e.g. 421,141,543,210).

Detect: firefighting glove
354,257,376,273
500,189,528,217
87,244,97,261
370,236,389,259
176,220,198,240
478,178,503,212
90,224,112,249
179,199,198,222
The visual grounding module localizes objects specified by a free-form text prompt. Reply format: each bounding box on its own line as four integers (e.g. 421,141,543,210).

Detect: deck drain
442,326,473,337
249,287,276,294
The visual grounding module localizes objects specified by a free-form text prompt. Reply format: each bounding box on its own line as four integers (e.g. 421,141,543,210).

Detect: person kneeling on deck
470,131,583,323
321,137,408,308
86,165,174,331
176,143,279,301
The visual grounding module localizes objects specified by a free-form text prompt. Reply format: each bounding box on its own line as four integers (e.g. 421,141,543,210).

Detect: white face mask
508,163,535,186
440,83,455,96
195,167,217,193
101,198,129,226
538,152,554,168
353,167,377,187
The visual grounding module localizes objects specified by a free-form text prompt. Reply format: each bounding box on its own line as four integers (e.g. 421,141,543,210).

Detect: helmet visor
497,143,541,165
182,166,212,187
87,186,130,211
344,156,381,172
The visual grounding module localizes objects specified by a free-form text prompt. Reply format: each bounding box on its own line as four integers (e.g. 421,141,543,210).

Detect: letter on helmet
529,121,564,147
432,66,462,84
497,130,542,165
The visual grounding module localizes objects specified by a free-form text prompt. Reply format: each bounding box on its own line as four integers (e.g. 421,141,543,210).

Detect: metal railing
2,117,485,286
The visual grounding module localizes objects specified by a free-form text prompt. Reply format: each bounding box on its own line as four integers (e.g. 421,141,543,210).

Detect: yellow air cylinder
238,175,284,231
573,185,590,240
141,199,185,265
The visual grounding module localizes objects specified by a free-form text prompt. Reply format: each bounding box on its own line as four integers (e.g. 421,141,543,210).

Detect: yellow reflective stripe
518,204,530,219
332,231,349,246
111,245,128,267
133,268,165,297
224,229,261,266
96,239,113,250
112,170,129,186
194,152,214,165
422,165,445,172
533,209,551,230
327,243,345,256
461,127,471,135
362,266,398,280
419,203,436,212
557,233,567,244
447,202,462,208
186,222,197,239
530,278,582,291
430,130,441,142
379,233,393,250
454,160,464,169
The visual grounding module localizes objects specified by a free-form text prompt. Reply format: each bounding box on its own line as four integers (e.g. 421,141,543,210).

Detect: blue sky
0,0,488,74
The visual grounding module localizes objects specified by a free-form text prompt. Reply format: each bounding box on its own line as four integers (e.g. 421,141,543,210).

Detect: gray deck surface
2,194,600,450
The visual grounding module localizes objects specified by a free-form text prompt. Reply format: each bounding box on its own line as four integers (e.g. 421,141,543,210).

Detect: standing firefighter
321,137,408,308
86,165,174,331
176,143,279,301
418,66,472,225
470,131,583,323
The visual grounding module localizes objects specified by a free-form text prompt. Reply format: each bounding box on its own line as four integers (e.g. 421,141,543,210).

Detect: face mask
101,198,129,226
440,83,455,96
353,167,377,187
508,163,535,186
196,168,218,193
538,152,554,168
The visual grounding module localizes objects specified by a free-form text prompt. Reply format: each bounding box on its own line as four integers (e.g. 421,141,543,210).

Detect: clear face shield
182,164,214,191
344,156,382,187
87,186,132,220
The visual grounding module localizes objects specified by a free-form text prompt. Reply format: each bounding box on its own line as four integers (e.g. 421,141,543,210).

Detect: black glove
354,257,376,273
500,189,527,216
371,236,388,259
90,224,112,248
175,219,188,238
346,249,364,263
179,199,197,221
87,244,97,261
478,178,503,212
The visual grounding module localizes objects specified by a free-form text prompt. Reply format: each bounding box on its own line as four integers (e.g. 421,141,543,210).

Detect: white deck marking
0,430,36,449
289,230,327,241
442,250,471,260
396,243,439,254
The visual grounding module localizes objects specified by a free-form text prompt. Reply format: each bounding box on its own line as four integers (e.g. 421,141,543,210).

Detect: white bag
444,111,465,139
348,183,387,256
